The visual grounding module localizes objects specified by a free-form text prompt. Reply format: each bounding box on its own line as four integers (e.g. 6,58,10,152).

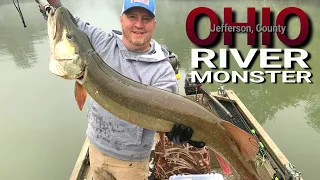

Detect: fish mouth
47,7,69,43
49,56,87,81
47,7,59,40
48,6,61,21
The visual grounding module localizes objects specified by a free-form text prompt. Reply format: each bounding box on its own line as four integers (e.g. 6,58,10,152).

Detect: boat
69,73,303,180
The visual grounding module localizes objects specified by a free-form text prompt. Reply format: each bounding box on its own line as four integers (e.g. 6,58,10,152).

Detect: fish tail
220,121,259,161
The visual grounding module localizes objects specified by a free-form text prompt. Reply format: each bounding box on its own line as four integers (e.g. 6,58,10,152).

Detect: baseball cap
122,0,156,17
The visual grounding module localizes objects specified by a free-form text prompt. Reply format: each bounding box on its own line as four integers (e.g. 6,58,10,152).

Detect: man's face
120,7,156,50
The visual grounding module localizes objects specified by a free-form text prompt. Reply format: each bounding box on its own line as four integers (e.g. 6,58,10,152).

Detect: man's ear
120,14,125,24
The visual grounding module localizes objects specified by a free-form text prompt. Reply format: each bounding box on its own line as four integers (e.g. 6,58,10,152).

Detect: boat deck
70,90,302,180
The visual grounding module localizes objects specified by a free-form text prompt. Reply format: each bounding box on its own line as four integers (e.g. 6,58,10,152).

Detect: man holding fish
35,0,205,179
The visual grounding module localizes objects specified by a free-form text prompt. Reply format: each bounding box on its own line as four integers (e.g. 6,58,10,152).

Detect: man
36,0,205,179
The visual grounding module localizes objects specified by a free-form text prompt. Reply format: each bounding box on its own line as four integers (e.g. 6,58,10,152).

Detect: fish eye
66,33,74,40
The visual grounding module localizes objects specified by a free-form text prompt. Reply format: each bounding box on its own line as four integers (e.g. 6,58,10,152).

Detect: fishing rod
215,85,303,180
184,76,288,179
13,0,27,28
14,0,54,28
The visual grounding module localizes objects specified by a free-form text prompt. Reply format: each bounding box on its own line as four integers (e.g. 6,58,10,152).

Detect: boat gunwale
70,138,90,180
212,90,300,179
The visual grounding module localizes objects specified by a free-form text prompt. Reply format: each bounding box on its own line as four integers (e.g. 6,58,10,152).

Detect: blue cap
122,0,156,17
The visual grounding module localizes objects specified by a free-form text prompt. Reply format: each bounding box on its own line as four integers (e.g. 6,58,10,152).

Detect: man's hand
35,0,62,7
35,0,63,20
165,124,205,148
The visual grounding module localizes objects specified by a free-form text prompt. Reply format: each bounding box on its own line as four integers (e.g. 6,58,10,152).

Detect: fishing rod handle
36,0,50,7
36,0,55,14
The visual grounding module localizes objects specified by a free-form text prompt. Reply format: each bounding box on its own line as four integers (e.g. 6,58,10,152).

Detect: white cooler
169,173,224,180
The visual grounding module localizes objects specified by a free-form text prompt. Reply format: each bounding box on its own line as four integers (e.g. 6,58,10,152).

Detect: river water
0,0,319,179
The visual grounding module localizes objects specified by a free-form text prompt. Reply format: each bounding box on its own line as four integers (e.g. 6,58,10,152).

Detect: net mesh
153,136,211,180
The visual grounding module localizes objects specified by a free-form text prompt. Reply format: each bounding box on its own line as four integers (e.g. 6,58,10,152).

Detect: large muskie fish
46,7,261,180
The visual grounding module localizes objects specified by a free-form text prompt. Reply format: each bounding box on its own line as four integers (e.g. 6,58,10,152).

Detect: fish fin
74,81,87,111
221,121,259,161
159,132,166,157
215,153,232,175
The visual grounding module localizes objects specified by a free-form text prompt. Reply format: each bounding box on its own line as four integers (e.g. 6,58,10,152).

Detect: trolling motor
168,52,180,75
184,73,203,95
160,45,181,80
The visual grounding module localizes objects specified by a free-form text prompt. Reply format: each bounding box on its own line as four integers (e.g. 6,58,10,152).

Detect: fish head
47,6,88,81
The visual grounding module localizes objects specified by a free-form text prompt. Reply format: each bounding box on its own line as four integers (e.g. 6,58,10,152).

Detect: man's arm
74,17,113,53
153,60,206,149
36,0,113,52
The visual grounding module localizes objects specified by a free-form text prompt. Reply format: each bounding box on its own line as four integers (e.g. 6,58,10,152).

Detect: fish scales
46,7,261,180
